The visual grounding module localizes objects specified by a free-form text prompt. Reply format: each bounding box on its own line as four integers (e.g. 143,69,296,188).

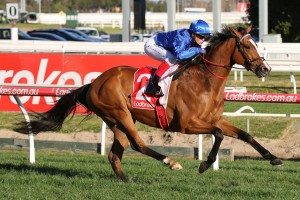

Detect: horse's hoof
117,175,128,182
163,157,182,170
270,158,284,166
170,162,183,170
198,161,209,173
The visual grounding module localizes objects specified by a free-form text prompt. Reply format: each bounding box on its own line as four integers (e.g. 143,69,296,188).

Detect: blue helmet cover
189,20,211,35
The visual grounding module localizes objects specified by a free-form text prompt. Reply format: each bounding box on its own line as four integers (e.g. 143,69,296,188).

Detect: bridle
234,34,265,71
202,33,265,80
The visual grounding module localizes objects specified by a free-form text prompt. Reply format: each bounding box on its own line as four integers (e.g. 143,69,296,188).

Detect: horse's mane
206,26,237,53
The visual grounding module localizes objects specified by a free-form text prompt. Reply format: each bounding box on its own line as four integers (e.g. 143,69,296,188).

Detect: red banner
0,86,75,96
0,53,160,112
237,2,250,13
1,53,299,112
224,92,300,103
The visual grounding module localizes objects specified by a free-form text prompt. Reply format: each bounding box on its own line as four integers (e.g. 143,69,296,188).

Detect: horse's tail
14,84,92,135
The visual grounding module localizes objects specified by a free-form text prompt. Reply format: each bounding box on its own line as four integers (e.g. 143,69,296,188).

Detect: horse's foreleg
217,118,283,166
108,127,129,181
238,132,283,165
185,120,224,173
199,128,224,173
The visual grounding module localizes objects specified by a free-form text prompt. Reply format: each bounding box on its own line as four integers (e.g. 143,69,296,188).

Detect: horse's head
230,25,271,78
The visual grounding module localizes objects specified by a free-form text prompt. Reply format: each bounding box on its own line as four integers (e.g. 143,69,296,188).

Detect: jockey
144,19,211,97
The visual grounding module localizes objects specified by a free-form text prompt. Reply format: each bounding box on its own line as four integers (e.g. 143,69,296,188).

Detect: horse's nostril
261,66,271,73
257,65,270,77
262,66,269,73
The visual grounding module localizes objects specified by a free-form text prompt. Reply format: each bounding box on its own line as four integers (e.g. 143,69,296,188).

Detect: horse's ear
245,24,252,34
229,27,240,37
237,27,245,34
233,24,252,35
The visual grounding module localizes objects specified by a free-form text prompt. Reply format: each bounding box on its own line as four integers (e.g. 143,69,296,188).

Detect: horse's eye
244,45,250,49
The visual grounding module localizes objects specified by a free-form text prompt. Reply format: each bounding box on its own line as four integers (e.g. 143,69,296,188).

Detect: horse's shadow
0,163,115,179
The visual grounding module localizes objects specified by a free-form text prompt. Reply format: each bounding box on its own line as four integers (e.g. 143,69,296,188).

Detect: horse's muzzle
255,64,271,78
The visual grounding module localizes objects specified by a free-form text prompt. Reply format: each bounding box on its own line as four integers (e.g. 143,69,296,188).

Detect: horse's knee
214,128,224,141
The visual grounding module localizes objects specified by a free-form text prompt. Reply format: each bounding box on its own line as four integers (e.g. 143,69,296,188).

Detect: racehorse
14,25,283,181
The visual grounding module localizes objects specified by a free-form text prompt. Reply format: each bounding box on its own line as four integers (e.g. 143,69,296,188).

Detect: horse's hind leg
217,118,283,166
108,126,129,181
117,117,182,170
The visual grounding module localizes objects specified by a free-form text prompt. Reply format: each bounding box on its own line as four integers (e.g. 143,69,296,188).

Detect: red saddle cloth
131,66,170,130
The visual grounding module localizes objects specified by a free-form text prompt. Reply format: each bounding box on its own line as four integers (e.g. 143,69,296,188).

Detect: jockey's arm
176,47,206,60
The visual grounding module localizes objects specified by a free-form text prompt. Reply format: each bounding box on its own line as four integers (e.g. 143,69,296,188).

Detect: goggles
195,33,211,41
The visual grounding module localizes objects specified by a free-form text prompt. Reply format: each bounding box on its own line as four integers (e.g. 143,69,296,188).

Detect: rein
201,55,229,80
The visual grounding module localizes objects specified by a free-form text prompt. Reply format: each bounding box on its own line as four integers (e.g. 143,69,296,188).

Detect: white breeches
144,36,178,65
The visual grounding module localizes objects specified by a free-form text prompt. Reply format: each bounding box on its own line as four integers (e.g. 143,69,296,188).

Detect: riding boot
144,74,164,97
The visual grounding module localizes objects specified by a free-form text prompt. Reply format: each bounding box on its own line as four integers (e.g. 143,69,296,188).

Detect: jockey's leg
145,61,170,97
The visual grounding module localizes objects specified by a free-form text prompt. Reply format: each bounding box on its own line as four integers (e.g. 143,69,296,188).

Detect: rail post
13,96,35,164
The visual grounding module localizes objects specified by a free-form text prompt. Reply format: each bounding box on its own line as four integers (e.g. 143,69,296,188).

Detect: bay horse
14,25,283,181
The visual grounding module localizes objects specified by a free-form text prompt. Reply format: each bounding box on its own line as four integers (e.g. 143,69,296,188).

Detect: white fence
0,37,300,93
1,40,299,93
1,40,300,57
1,40,300,83
38,12,247,29
0,40,145,54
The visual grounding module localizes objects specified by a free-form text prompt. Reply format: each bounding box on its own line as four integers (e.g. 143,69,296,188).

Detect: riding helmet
189,19,211,35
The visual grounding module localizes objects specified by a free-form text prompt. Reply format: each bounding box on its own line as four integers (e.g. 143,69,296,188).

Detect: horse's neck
205,40,233,80
183,64,227,92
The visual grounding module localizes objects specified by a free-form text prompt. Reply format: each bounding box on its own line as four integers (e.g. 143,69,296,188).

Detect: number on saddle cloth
131,66,157,109
131,66,170,130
